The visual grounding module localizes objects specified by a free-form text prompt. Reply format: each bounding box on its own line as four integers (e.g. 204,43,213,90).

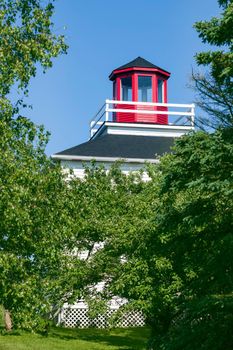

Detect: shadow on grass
0,326,21,336
49,326,150,349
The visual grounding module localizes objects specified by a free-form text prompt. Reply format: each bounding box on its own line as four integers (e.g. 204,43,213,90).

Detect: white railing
90,99,195,138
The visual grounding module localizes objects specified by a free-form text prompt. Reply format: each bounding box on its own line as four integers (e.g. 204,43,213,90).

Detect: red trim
116,74,133,100
136,73,154,104
154,76,158,102
115,77,120,100
164,79,168,103
152,75,156,102
132,73,137,101
110,66,170,80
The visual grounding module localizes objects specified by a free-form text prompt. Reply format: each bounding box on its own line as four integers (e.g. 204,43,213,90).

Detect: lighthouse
52,57,195,327
52,57,195,179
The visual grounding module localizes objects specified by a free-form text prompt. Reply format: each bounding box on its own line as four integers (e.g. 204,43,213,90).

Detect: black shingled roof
109,57,170,80
113,56,170,72
55,134,174,160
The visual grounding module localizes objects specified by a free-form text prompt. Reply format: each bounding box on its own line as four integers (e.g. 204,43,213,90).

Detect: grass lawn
0,326,150,350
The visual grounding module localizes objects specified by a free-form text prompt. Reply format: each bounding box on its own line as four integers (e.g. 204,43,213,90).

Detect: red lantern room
109,57,170,124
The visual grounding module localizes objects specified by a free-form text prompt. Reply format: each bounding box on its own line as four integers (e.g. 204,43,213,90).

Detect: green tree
83,163,183,338
149,130,233,349
0,0,85,331
86,130,233,349
0,0,67,97
62,163,159,326
193,0,233,128
0,109,88,330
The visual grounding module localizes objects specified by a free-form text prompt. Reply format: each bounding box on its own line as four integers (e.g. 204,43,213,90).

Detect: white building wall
61,160,151,182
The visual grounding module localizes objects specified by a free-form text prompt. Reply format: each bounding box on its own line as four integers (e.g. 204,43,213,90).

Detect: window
157,79,164,103
138,76,152,102
121,77,132,101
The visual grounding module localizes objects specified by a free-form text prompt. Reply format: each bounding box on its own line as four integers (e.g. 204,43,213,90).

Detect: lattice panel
121,311,145,327
62,308,145,328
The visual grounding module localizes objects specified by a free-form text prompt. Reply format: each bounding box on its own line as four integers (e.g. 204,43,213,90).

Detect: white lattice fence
60,307,145,328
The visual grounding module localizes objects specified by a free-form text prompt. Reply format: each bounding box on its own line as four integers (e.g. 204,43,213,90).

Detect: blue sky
22,0,220,155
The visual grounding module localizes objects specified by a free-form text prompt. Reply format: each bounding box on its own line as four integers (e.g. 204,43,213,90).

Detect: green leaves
81,129,233,349
0,114,77,329
0,0,68,96
0,0,72,330
146,129,233,349
192,1,233,128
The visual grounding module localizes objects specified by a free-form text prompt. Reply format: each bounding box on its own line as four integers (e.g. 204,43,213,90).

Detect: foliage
192,0,233,128
0,0,68,97
149,129,233,349
83,130,233,349
0,0,80,330
0,107,90,329
66,163,152,303
68,163,174,330
156,296,233,350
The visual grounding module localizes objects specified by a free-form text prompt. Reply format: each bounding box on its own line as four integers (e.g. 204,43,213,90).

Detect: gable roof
53,134,174,161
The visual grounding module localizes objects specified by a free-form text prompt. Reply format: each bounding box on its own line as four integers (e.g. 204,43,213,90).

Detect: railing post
90,121,95,138
105,99,110,122
191,103,195,127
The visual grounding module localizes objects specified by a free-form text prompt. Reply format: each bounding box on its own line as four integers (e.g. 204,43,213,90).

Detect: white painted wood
60,160,152,182
106,107,193,116
90,121,194,139
106,99,194,108
53,155,159,164
99,121,193,131
105,126,190,138
89,99,195,137
105,101,109,121
191,105,195,127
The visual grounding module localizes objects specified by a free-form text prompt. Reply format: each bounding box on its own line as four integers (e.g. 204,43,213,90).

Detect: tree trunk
4,309,12,331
